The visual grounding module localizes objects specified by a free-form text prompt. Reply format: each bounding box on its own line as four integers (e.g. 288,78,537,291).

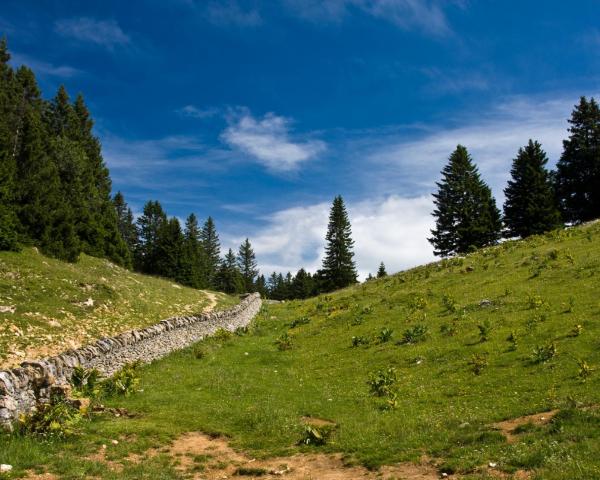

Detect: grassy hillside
1,223,600,479
0,247,237,369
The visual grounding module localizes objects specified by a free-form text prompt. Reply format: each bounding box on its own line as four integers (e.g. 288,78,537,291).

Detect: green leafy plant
275,332,293,350
213,328,233,341
477,320,493,342
289,316,310,328
507,331,518,351
408,295,427,311
192,344,206,359
70,366,101,398
401,324,428,344
299,424,335,446
531,343,557,364
18,396,82,438
102,362,141,397
468,353,488,375
441,293,458,313
378,327,393,343
367,367,397,397
527,293,545,310
440,322,458,337
351,335,369,347
577,359,594,382
569,324,583,337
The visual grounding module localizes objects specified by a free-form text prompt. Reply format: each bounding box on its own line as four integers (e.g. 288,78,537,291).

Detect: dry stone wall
0,293,262,430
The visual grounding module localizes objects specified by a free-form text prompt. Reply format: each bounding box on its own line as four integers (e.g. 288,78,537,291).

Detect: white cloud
284,0,455,36
177,105,220,119
54,17,130,48
241,195,434,280
10,53,80,78
221,110,326,172
206,1,262,27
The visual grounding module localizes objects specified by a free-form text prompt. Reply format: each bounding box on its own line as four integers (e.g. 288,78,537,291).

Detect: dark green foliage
290,268,314,299
367,366,397,397
135,200,167,273
237,238,258,292
299,424,335,446
401,324,428,344
216,248,245,294
155,217,186,281
321,195,358,291
18,396,82,438
429,145,502,256
376,262,387,278
101,362,141,397
180,213,207,288
503,140,562,238
200,216,221,288
555,96,600,223
113,191,138,257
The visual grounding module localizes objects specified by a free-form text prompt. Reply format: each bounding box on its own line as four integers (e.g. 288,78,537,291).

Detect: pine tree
216,248,244,294
555,97,600,223
429,145,502,257
181,213,206,288
237,238,258,292
155,217,185,280
503,140,562,238
321,195,357,291
113,192,138,257
255,274,267,298
200,216,220,288
135,200,167,273
0,38,19,250
377,262,387,278
291,268,314,299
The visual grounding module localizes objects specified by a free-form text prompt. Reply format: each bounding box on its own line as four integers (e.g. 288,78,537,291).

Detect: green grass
1,223,600,479
0,247,237,368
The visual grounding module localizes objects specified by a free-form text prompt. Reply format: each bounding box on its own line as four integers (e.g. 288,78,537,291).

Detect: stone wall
0,293,262,430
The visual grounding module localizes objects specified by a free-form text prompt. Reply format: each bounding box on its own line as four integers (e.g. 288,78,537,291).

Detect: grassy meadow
1,223,600,479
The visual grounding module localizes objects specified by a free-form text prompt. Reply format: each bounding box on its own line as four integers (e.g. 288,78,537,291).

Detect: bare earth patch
492,409,559,443
160,431,443,480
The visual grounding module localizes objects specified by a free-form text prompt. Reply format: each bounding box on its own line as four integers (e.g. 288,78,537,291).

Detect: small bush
442,293,458,313
531,343,557,364
102,362,141,397
70,366,101,398
401,324,428,344
351,335,369,347
569,324,583,337
299,424,335,446
18,397,82,438
469,353,488,375
213,328,232,341
477,320,493,342
527,293,546,310
192,344,206,359
408,295,427,311
289,316,310,328
275,332,293,351
577,359,594,382
235,326,249,336
507,331,518,351
378,327,393,343
367,367,397,397
440,322,458,337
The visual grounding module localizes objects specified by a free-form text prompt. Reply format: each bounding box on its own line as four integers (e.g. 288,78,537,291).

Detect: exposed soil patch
492,409,559,443
162,431,444,479
300,416,337,428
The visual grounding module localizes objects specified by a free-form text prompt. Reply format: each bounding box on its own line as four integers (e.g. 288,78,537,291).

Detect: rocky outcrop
0,293,262,430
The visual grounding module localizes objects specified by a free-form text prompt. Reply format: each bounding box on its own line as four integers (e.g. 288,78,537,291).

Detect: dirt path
492,410,559,443
202,291,219,312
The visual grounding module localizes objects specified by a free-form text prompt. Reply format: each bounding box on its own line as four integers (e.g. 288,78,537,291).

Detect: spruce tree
155,217,185,281
377,262,387,278
291,268,314,299
429,145,502,257
181,213,206,288
200,216,220,288
237,238,258,292
0,38,19,250
135,200,167,273
555,97,600,223
216,248,244,294
255,274,267,298
503,140,562,238
113,192,138,257
321,195,357,291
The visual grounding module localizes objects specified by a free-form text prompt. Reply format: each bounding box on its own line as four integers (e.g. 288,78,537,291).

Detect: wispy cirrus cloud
10,53,80,78
205,1,262,27
54,17,130,48
177,105,220,119
221,110,326,172
283,0,457,36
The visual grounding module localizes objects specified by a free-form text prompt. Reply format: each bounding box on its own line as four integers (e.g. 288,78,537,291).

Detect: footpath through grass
1,223,600,479
0,247,236,369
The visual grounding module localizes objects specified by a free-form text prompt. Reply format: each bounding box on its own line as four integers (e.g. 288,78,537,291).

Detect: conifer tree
555,96,600,223
0,38,19,250
113,192,138,257
200,216,220,288
181,213,206,288
255,274,267,298
216,248,244,294
237,238,258,292
291,268,314,299
135,200,167,273
503,140,562,238
377,262,387,278
429,145,502,257
155,217,185,280
321,195,357,291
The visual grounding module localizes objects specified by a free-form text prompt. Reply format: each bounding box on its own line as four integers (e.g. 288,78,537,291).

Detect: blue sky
3,1,599,277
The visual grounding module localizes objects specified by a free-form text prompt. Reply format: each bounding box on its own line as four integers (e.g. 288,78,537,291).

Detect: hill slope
1,223,600,479
0,247,236,369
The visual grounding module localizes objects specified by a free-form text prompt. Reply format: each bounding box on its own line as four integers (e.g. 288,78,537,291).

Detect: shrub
192,344,206,359
440,322,458,337
102,362,141,397
213,328,232,341
70,366,101,398
401,324,428,344
234,467,268,476
18,397,82,438
569,324,583,337
275,332,293,351
367,367,397,397
408,295,427,311
351,336,369,347
469,354,488,375
507,331,518,351
527,293,545,310
378,327,393,343
289,316,310,328
299,424,335,446
477,320,493,342
531,343,557,364
576,359,594,382
235,326,249,336
442,293,458,313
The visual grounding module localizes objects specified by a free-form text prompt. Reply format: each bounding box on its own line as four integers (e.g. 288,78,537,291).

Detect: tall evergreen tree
321,195,357,291
429,145,502,257
255,274,268,298
135,200,167,273
237,238,258,292
200,216,220,288
291,268,314,299
503,140,562,238
181,213,206,288
377,262,387,278
555,96,600,223
155,217,185,280
113,192,138,257
216,248,244,294
0,38,19,250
